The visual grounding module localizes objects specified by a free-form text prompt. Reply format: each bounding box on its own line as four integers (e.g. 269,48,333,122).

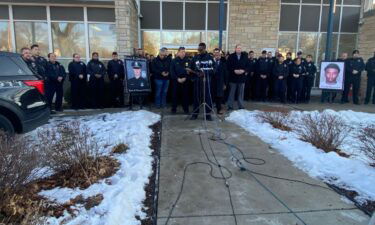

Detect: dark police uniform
68,60,87,109
284,57,294,101
365,55,375,104
87,59,106,108
246,57,257,100
190,52,215,119
255,57,270,101
212,57,228,113
267,56,276,100
170,56,190,114
32,55,48,79
290,62,306,103
108,59,125,107
272,62,289,103
302,61,317,103
343,57,365,104
45,61,66,111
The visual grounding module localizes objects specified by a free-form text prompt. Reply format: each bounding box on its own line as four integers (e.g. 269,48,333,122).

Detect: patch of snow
30,110,160,225
227,109,375,202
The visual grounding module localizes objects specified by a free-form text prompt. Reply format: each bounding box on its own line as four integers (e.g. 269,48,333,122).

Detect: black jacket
272,62,289,80
170,57,190,80
256,57,270,76
107,59,125,80
347,57,365,76
365,57,375,77
304,61,317,78
45,61,66,82
33,55,48,78
68,61,87,82
87,59,106,81
248,58,257,76
290,63,306,78
190,52,214,81
227,52,249,83
212,57,228,97
152,56,171,80
267,57,276,75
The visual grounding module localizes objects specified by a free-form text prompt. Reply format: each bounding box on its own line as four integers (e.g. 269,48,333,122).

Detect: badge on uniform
80,62,84,65
141,82,144,87
358,59,360,62
185,62,189,67
99,64,102,68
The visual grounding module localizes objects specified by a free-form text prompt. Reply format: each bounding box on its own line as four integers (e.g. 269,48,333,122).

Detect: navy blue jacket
227,52,249,83
152,56,171,80
87,59,106,81
107,59,125,80
68,61,87,82
46,61,66,82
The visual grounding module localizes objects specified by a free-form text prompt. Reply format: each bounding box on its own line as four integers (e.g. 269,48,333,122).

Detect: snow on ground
227,109,375,204
31,110,160,225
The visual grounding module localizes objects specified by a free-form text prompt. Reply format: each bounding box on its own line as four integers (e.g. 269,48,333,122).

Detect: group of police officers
17,42,375,119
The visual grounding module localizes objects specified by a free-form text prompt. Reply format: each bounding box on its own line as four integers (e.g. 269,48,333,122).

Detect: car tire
0,114,15,134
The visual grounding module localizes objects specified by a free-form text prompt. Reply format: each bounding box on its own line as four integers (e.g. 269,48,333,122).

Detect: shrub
36,121,100,184
357,125,375,165
256,111,292,131
294,112,351,153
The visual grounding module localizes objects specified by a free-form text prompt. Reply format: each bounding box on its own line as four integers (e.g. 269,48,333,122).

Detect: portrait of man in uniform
125,58,151,92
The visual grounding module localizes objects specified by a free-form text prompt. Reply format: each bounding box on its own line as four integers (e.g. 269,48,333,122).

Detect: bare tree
256,111,292,131
357,125,375,165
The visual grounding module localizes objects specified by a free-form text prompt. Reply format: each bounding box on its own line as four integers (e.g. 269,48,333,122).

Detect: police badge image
124,57,151,93
319,61,345,91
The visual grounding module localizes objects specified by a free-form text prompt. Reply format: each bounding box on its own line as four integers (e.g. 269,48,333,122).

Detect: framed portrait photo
319,61,345,91
124,57,151,93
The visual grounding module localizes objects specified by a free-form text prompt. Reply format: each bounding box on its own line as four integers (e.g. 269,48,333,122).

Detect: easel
321,90,339,103
129,92,150,110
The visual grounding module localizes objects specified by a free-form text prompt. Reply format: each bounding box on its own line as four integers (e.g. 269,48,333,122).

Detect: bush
294,113,351,153
0,131,42,224
36,121,100,183
256,111,292,131
357,125,375,165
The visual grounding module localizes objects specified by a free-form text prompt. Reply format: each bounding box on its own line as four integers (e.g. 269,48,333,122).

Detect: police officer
68,53,87,110
255,50,270,102
290,58,306,104
227,44,249,110
170,47,190,114
21,47,39,75
212,48,228,114
296,51,307,65
247,51,257,100
272,55,289,103
107,52,125,107
87,52,106,108
128,61,148,89
342,50,365,105
302,55,317,103
365,50,375,104
31,44,48,79
188,42,215,121
45,53,66,112
267,51,276,100
285,52,294,101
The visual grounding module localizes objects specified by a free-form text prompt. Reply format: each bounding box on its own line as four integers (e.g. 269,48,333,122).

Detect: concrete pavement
157,114,371,225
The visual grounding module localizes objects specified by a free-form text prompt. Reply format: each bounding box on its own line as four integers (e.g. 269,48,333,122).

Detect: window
318,33,338,62
320,6,341,32
279,5,300,32
142,31,160,56
89,23,116,58
87,8,115,22
341,7,360,33
140,1,160,29
13,6,46,20
0,6,9,20
364,0,375,12
51,22,85,58
278,33,298,56
207,31,226,51
185,3,206,30
300,5,320,32
14,22,49,55
162,2,183,30
162,31,183,45
185,31,205,45
50,7,84,21
207,3,227,30
0,22,12,52
298,33,319,59
339,34,357,56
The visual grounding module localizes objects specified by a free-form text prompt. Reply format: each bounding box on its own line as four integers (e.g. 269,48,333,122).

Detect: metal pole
325,0,335,61
218,0,224,49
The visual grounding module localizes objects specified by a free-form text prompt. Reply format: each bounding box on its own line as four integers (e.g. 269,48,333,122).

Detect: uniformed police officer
31,44,47,79
21,47,40,75
365,50,375,104
170,47,190,114
188,42,215,121
290,58,306,104
68,53,87,109
212,48,228,114
302,55,317,103
296,51,307,65
107,52,125,107
255,50,270,102
267,51,276,100
87,52,106,108
342,50,365,105
247,51,257,100
45,53,66,112
128,61,148,89
285,52,294,102
272,55,289,103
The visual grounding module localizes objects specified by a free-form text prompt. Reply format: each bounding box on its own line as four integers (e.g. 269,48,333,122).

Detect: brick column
115,0,139,56
227,0,279,54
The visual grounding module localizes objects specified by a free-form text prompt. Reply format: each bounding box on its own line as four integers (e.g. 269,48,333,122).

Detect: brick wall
115,0,139,56
227,0,279,54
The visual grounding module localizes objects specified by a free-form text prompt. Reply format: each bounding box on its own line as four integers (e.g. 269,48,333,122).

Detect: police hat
324,63,340,73
297,51,303,55
132,61,141,69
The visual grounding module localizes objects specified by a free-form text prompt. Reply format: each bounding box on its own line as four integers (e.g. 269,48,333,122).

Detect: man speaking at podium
187,43,215,121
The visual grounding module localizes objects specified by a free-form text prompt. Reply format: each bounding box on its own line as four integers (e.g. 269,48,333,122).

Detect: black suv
0,51,50,134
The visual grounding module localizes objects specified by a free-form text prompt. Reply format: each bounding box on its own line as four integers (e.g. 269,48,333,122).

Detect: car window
0,56,34,76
